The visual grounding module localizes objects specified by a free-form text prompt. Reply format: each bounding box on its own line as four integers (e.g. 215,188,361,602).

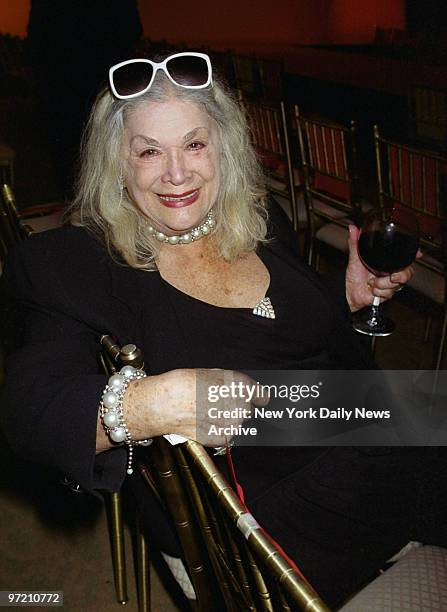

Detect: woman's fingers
164,368,268,447
369,265,414,300
390,266,414,285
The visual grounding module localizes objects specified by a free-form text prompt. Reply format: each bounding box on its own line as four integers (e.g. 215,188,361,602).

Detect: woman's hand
345,224,418,313
120,368,268,448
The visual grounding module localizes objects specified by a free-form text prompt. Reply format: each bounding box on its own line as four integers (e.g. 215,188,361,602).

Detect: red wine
358,229,419,274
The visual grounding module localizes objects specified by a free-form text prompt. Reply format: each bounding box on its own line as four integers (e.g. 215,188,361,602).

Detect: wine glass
353,206,419,337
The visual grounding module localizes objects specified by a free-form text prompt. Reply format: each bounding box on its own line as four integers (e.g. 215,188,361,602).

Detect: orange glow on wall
0,0,331,45
0,0,406,47
328,0,406,44
0,0,30,37
137,0,331,48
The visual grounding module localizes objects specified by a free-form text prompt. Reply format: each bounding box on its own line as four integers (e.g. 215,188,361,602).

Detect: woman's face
122,98,220,235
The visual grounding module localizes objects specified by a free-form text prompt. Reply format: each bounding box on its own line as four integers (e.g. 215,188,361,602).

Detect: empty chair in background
243,99,300,234
374,124,447,369
295,106,363,268
0,184,64,238
0,184,33,267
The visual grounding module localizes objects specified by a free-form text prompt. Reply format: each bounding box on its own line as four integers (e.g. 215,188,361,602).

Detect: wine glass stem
367,296,382,327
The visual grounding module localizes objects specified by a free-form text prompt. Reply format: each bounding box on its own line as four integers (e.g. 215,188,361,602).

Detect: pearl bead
104,411,120,427
127,468,134,475
103,390,118,409
148,210,215,245
120,365,136,377
110,427,126,443
108,373,124,389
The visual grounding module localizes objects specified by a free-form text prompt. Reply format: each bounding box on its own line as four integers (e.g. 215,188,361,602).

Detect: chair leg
370,335,378,356
307,238,314,267
424,316,432,343
435,310,447,371
109,491,128,604
136,511,151,612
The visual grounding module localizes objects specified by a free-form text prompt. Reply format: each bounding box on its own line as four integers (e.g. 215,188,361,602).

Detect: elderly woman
1,53,441,608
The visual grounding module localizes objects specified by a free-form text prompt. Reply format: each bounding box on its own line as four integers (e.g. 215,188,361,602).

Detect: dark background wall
1,0,406,47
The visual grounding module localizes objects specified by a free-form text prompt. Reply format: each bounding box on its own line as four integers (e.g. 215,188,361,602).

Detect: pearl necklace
148,210,216,245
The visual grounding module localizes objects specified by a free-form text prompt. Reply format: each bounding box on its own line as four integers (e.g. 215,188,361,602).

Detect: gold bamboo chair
374,125,447,369
99,337,150,610
243,99,300,234
101,335,330,612
294,107,362,269
0,184,33,270
1,183,65,244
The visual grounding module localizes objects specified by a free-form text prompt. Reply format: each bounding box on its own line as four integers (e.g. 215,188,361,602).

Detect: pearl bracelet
100,365,152,475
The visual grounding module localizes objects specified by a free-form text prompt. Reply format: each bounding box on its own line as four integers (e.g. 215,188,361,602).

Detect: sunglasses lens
112,62,154,97
167,55,210,86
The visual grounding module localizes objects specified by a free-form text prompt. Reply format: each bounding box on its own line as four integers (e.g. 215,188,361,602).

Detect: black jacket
0,206,369,494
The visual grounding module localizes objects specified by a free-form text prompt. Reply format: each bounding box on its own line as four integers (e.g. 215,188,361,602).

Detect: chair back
295,106,361,265
243,99,299,233
101,335,331,611
374,126,447,369
374,124,447,253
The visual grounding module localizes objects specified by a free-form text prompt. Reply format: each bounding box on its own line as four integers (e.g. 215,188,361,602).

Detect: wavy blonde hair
68,70,268,269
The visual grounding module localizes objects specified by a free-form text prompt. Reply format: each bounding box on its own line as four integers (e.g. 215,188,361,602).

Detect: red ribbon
225,443,315,588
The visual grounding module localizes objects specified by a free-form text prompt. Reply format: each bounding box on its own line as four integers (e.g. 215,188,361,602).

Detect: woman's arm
1,236,257,493
0,235,132,493
265,195,414,312
95,369,197,453
98,367,265,452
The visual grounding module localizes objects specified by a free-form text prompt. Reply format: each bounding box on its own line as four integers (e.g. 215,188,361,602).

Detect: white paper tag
237,512,260,539
163,433,189,446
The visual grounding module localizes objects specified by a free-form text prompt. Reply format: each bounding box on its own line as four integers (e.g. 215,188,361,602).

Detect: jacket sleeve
0,238,127,495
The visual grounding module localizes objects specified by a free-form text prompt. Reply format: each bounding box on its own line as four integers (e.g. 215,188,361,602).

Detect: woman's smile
157,188,200,208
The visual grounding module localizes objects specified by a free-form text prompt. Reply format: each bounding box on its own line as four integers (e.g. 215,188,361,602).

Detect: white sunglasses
109,52,213,100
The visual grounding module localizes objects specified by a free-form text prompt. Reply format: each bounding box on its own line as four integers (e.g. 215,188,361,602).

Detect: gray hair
68,71,268,268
